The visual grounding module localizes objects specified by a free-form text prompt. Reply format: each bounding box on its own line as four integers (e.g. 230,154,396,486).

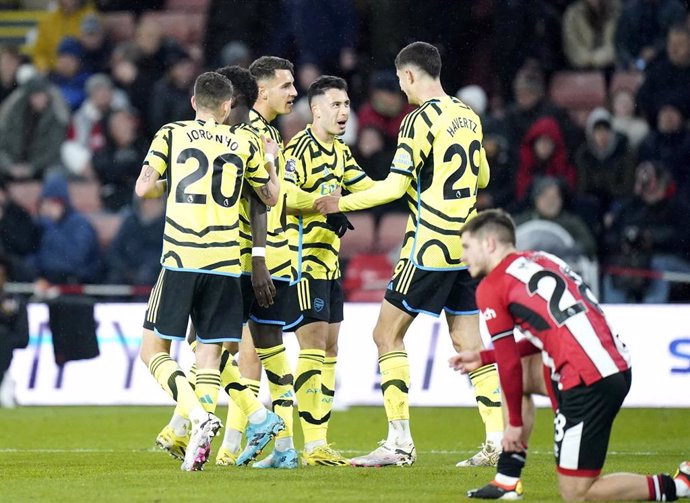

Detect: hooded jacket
30,174,101,283
575,107,635,208
516,117,577,200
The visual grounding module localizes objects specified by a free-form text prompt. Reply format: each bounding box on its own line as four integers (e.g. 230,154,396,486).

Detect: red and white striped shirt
478,251,631,426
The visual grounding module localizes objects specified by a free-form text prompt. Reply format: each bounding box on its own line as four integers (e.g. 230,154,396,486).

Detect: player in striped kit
451,209,690,501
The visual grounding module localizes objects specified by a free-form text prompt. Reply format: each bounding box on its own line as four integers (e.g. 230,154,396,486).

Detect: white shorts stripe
560,420,583,470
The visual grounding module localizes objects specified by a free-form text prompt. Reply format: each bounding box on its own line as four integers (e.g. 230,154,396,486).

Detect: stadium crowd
0,0,689,303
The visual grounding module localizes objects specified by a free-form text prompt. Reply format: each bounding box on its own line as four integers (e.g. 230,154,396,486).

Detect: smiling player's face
312,88,350,137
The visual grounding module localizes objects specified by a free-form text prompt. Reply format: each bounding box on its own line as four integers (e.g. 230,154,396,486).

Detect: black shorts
551,369,632,477
384,259,479,317
282,278,344,331
142,268,244,343
240,274,290,326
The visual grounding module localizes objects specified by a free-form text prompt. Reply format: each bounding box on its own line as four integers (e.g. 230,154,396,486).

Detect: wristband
264,153,275,165
252,247,266,258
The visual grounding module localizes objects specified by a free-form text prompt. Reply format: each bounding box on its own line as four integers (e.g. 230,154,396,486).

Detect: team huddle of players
134,41,690,502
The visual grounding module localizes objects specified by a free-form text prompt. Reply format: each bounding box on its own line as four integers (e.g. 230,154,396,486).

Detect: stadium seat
549,71,606,127
376,212,408,254
7,180,42,215
339,212,375,259
139,11,206,45
165,0,210,11
69,181,102,214
609,71,644,95
102,12,136,43
86,212,123,250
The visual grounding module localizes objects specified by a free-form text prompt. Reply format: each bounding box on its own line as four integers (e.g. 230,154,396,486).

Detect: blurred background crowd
0,0,689,304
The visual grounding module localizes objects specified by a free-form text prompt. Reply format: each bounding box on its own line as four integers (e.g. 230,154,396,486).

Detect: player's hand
315,195,341,215
502,425,526,453
448,350,482,374
261,135,279,158
251,257,276,307
325,213,354,238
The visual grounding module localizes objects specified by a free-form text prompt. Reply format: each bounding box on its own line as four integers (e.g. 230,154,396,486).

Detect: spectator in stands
514,176,597,258
492,0,564,102
271,0,358,78
92,108,147,212
635,23,690,124
219,41,252,69
203,0,276,69
132,18,185,127
105,196,164,287
603,161,690,303
0,45,22,103
109,42,149,124
61,73,129,178
610,87,650,148
354,125,393,182
278,96,311,144
614,0,685,71
515,116,577,201
28,173,101,284
503,65,581,161
562,0,621,72
575,107,636,216
0,76,69,181
477,128,517,212
358,70,414,144
456,85,488,117
0,255,29,409
147,47,195,133
31,0,95,72
48,37,91,111
0,178,39,281
638,99,690,198
78,14,112,75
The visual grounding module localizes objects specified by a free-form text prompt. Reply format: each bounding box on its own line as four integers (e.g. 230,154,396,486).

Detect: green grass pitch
0,406,687,502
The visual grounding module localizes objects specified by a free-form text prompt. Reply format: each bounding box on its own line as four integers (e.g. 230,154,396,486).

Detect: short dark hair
307,75,347,105
249,56,294,82
395,41,442,79
460,209,516,246
193,72,234,110
215,65,258,109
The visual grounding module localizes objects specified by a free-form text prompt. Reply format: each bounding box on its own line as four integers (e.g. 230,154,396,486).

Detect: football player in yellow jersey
283,76,375,466
136,72,285,471
215,62,301,469
316,42,504,467
153,65,298,468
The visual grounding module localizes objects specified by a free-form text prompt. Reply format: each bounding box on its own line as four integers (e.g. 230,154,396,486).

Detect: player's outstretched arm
135,165,166,199
314,171,410,215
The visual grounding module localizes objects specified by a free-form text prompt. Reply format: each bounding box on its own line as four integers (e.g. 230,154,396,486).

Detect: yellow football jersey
143,119,268,276
284,126,374,281
235,109,292,280
389,97,490,270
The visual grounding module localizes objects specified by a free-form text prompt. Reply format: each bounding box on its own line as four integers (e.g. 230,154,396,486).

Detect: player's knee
558,477,593,501
372,325,394,351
